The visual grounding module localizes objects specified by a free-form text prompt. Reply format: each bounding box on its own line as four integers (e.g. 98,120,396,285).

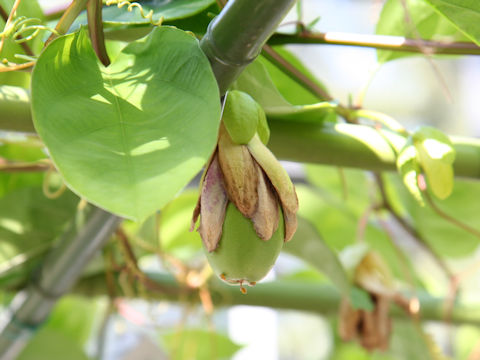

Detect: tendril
1,16,58,45
105,0,164,26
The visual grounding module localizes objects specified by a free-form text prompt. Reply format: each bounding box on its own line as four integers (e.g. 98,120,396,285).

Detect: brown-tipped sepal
247,134,298,241
218,125,258,218
196,153,229,252
251,163,280,240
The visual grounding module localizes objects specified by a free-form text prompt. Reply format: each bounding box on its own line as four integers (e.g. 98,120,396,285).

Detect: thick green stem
73,272,480,327
201,0,296,94
2,86,480,179
267,120,480,178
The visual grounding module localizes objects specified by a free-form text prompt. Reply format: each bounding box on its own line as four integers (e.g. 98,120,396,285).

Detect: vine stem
0,60,34,72
268,31,480,56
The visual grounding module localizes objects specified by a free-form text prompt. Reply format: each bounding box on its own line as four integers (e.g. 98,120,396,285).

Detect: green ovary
205,203,284,285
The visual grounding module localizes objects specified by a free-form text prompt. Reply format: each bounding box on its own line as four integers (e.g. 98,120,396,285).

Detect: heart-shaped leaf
32,27,221,220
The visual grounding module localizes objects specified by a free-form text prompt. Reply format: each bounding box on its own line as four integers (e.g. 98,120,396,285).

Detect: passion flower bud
191,121,298,292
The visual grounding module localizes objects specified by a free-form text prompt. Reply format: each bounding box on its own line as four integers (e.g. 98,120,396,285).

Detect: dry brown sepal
191,123,298,252
338,251,395,351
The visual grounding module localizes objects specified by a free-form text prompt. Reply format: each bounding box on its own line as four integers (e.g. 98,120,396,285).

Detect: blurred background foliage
1,0,480,359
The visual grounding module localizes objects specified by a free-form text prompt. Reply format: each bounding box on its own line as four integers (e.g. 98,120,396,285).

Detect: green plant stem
2,87,480,180
46,0,89,45
267,120,480,179
200,0,297,94
268,31,480,56
73,271,480,327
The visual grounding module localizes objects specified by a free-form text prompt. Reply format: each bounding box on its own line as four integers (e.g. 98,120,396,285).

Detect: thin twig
0,60,34,72
268,31,480,56
424,191,480,239
0,157,50,172
116,228,188,296
261,44,332,101
261,44,354,121
399,0,452,102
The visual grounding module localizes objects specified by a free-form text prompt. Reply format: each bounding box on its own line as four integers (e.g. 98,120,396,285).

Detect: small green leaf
32,27,221,220
223,91,260,145
396,138,425,206
284,217,350,296
412,126,455,199
161,329,242,360
424,0,480,46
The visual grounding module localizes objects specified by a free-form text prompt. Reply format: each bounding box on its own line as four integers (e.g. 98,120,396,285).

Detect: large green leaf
376,0,470,62
425,0,480,45
68,0,217,41
296,184,410,282
385,174,480,257
18,329,89,360
32,27,220,220
0,187,78,288
102,0,215,24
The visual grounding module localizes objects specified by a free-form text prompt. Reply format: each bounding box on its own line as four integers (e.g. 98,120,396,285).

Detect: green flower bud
191,123,298,292
222,90,267,145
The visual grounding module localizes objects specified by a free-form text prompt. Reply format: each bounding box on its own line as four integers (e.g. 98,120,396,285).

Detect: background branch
269,31,480,56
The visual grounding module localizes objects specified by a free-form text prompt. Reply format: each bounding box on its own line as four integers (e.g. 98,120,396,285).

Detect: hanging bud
191,93,298,291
